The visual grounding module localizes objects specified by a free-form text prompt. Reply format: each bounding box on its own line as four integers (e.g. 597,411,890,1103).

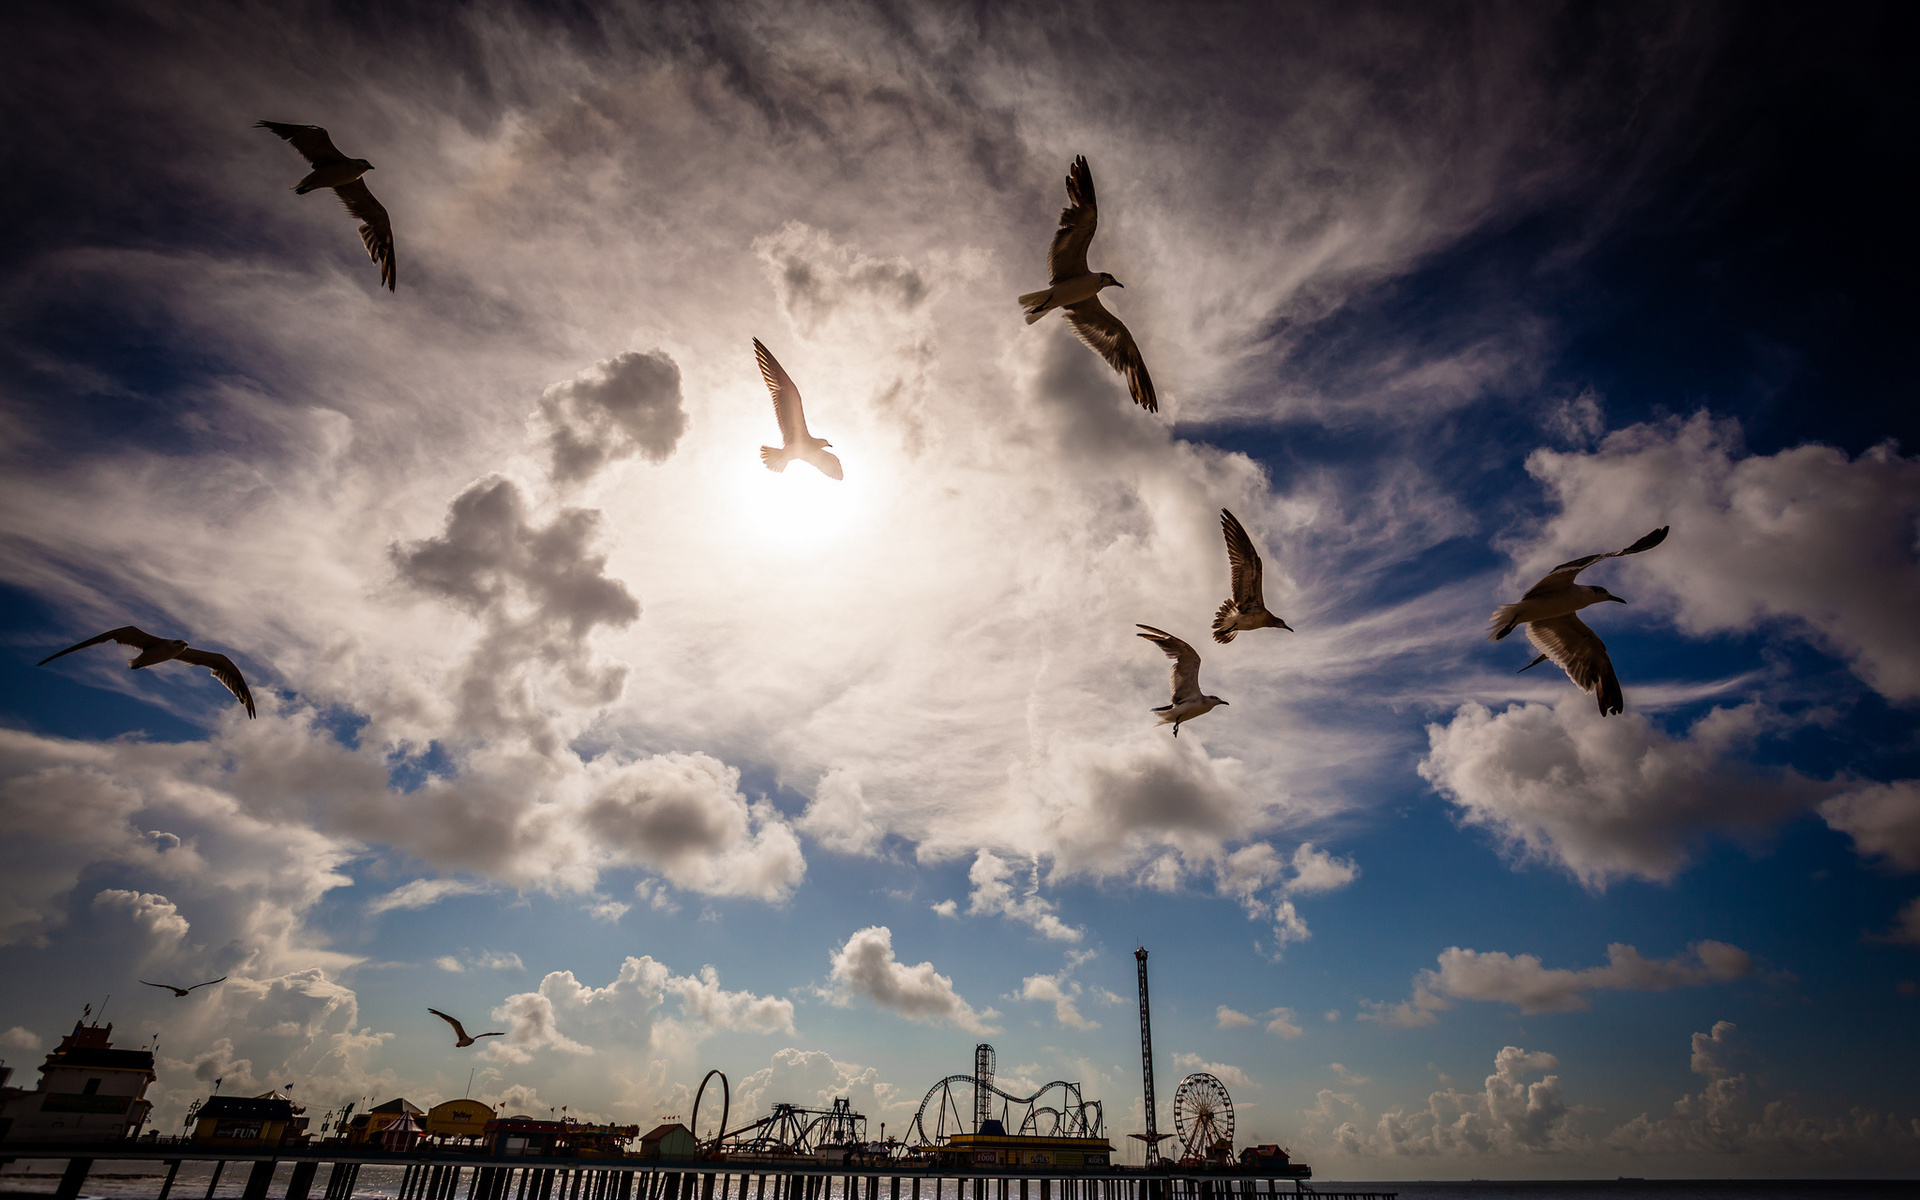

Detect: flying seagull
755,338,843,480
140,976,226,998
39,627,257,718
1018,156,1158,412
257,120,396,291
1212,509,1293,643
1136,625,1228,737
1489,526,1670,716
429,1008,505,1049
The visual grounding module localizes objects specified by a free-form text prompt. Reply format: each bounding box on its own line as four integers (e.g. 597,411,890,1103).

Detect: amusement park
3,950,1398,1200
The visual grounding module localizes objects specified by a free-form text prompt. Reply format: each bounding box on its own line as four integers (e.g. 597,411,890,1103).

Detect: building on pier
0,1018,154,1144
924,1122,1114,1170
346,1097,425,1145
424,1098,496,1145
190,1092,308,1148
637,1122,698,1160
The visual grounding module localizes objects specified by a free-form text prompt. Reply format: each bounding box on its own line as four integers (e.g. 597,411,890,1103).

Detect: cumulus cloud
1606,1022,1920,1157
1017,972,1097,1030
1216,1006,1255,1028
824,925,998,1033
584,752,806,901
367,878,490,914
485,955,788,1065
1420,698,1827,888
1265,1007,1305,1039
1414,941,1752,1015
1523,413,1920,700
1170,1053,1255,1091
537,350,687,483
1820,781,1920,871
1,1026,42,1052
1310,1045,1578,1156
797,769,884,856
962,851,1081,941
733,1047,911,1128
1330,1063,1371,1086
92,888,190,944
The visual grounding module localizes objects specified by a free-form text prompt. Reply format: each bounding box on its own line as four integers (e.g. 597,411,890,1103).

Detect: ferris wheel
1171,1072,1235,1162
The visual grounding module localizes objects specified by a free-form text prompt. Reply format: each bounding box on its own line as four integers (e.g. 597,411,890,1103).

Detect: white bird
1018,155,1158,412
39,626,256,718
1212,509,1293,643
1489,526,1670,716
754,339,843,480
257,120,396,291
1136,625,1228,736
428,1008,505,1049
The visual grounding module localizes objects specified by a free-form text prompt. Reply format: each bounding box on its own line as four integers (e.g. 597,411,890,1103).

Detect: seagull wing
38,626,165,666
1524,614,1624,716
1062,297,1158,412
475,1031,506,1039
332,180,396,291
256,120,349,167
1220,509,1266,608
1047,155,1098,283
174,649,257,718
1522,526,1670,598
185,976,228,992
140,980,188,996
428,1008,471,1042
754,339,809,447
1137,625,1204,705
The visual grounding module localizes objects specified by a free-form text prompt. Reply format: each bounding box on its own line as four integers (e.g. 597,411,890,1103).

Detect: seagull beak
1610,595,1628,604
1114,280,1125,287
1278,620,1295,632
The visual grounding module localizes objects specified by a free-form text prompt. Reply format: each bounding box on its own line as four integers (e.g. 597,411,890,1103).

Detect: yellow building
191,1093,307,1148
424,1098,494,1143
928,1132,1113,1170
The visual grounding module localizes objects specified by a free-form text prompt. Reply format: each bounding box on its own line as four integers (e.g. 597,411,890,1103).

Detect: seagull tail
1487,604,1522,641
1019,289,1053,322
1211,600,1239,643
759,446,790,473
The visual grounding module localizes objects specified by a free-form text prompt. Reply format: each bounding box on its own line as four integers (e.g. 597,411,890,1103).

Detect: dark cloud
539,350,687,483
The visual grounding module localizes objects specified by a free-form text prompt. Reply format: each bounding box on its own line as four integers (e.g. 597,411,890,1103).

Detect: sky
0,0,1916,1182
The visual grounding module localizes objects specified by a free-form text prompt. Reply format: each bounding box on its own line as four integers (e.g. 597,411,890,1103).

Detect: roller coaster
905,1045,1104,1146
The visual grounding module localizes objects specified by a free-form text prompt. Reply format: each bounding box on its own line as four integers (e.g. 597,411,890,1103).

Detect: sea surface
0,1165,1913,1200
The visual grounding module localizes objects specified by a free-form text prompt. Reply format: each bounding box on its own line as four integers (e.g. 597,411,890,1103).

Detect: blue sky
1,0,1916,1181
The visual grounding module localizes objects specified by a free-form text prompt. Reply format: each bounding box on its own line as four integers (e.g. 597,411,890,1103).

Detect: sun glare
727,445,876,553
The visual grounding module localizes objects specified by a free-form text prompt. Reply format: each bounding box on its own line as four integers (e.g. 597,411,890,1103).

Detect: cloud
537,350,687,483
824,925,998,1033
1415,941,1752,1014
1820,781,1920,871
798,769,884,856
1169,1053,1254,1091
1356,989,1450,1030
584,752,806,900
1017,972,1097,1031
733,1047,912,1128
485,955,787,1067
1,1026,42,1052
1330,1063,1371,1086
366,878,490,914
1216,1006,1255,1029
1265,1008,1305,1039
1523,413,1920,701
754,222,929,336
435,950,524,972
962,851,1081,941
434,956,464,972
1606,1022,1920,1157
1310,1045,1579,1156
92,888,190,944
667,965,796,1035
1420,698,1828,888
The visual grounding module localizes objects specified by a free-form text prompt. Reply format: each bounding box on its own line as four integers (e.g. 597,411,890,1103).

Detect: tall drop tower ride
1130,946,1170,1165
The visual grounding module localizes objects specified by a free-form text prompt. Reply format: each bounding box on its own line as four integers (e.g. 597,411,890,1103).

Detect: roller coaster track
906,1076,1104,1146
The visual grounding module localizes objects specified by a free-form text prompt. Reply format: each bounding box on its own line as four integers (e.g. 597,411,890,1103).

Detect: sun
727,444,875,553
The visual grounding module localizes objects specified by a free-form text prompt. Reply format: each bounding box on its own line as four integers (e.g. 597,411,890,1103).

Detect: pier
0,1144,1394,1200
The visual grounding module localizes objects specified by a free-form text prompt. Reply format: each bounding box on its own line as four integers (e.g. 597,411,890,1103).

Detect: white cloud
824,925,998,1033
1420,698,1828,887
1330,1063,1371,1086
1,1026,42,1052
798,769,884,856
1169,1053,1254,1091
434,955,464,972
1215,1006,1255,1029
733,1047,912,1128
1820,781,1920,871
92,888,190,944
1265,1007,1305,1039
1415,941,1752,1014
485,955,788,1067
1356,989,1450,1029
367,878,489,915
1309,1045,1579,1156
929,899,958,918
1017,972,1097,1031
583,752,806,901
1283,843,1361,895
1324,1010,1340,1022
1523,413,1920,700
963,850,1082,942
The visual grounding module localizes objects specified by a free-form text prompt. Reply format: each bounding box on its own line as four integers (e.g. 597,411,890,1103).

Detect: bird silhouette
1211,509,1293,643
1018,156,1157,412
1490,526,1670,716
1136,625,1228,736
39,626,256,718
429,1008,505,1048
258,120,396,291
140,976,226,997
754,339,843,479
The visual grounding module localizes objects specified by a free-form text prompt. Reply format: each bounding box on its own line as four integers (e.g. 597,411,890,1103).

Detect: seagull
1136,625,1228,736
140,977,226,998
257,120,396,291
1212,509,1293,643
1489,526,1670,716
754,339,843,480
429,1008,505,1049
1018,156,1158,413
38,627,257,718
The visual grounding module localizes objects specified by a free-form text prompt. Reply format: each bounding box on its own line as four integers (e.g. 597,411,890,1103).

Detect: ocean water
1,1165,1912,1200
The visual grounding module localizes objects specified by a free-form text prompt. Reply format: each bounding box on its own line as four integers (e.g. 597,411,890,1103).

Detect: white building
0,1019,155,1144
